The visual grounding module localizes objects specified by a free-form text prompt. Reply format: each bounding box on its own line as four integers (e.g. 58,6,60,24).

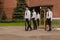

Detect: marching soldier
32,9,37,30
46,8,53,31
36,12,40,27
24,7,32,31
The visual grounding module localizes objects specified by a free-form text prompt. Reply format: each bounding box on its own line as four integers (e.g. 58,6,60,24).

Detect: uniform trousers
25,19,32,31
46,18,52,31
32,18,37,30
37,19,39,26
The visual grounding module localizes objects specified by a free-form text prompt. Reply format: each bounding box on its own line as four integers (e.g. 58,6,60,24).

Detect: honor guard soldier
32,9,37,30
46,8,53,31
25,7,32,31
36,12,40,27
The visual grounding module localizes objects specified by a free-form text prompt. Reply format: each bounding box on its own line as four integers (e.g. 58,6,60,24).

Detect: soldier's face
33,9,35,12
26,8,28,10
48,8,50,11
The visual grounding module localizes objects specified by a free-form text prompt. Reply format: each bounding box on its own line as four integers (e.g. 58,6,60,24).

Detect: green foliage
41,19,44,25
1,11,7,20
13,0,27,21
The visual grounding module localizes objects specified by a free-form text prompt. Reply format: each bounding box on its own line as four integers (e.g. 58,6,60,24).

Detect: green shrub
1,11,7,20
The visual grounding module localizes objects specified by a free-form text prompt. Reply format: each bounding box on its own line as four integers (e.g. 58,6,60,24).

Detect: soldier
32,9,37,30
24,7,32,31
36,12,40,27
46,8,53,31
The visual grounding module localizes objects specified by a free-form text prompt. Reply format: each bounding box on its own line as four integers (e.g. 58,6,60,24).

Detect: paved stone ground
0,26,60,40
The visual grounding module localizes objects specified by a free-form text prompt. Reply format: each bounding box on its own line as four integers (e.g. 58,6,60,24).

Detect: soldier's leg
26,19,29,31
49,19,52,31
34,20,37,30
48,19,52,31
32,18,35,30
29,21,32,31
25,19,27,31
27,19,32,31
37,19,39,26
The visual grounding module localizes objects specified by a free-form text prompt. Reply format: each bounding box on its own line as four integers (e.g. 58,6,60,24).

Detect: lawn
0,22,25,26
0,21,60,26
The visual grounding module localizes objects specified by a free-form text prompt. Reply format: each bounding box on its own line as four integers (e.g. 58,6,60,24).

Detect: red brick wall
26,0,60,18
3,0,17,19
0,0,4,16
